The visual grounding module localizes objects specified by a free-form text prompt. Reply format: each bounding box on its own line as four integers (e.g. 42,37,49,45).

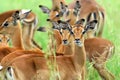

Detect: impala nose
74,39,83,47
75,39,80,43
62,40,68,45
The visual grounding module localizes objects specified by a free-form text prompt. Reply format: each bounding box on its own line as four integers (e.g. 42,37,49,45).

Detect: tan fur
0,34,10,47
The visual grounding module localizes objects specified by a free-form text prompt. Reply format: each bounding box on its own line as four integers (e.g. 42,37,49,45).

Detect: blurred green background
0,0,120,80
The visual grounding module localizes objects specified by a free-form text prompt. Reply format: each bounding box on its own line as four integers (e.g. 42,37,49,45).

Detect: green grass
0,0,120,80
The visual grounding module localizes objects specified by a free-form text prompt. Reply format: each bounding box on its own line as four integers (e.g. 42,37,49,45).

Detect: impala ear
21,9,32,15
73,0,81,16
74,1,81,10
37,27,46,32
82,20,98,34
18,9,32,19
75,19,85,25
39,5,51,14
57,20,62,24
59,2,68,16
66,19,71,23
46,19,51,22
86,20,98,29
12,10,20,20
60,2,67,10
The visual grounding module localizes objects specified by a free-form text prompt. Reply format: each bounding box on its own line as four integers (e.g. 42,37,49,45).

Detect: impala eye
0,39,2,42
3,21,9,27
70,31,74,35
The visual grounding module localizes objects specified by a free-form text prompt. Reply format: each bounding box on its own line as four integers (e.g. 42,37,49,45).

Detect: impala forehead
74,27,84,33
50,11,59,16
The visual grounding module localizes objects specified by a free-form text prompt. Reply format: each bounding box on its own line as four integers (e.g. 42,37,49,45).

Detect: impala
71,19,114,80
73,19,114,80
0,9,42,50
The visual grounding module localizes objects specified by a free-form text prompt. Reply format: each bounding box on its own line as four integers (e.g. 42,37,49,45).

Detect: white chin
76,42,83,47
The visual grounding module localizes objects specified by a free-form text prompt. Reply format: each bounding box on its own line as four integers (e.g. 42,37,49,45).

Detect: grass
0,0,120,80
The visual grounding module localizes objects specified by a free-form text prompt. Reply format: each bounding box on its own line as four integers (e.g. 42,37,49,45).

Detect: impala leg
81,67,86,80
93,62,115,80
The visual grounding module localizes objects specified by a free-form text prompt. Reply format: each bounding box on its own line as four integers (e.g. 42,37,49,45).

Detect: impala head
73,19,98,47
57,20,73,45
0,34,10,46
39,5,60,21
58,1,81,25
84,20,98,32
0,10,31,34
72,19,85,46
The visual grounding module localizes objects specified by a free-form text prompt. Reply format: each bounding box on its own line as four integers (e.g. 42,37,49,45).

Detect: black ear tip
81,19,85,22
37,27,46,32
60,2,63,4
17,17,20,19
56,14,59,17
76,1,79,3
46,19,50,21
15,11,19,14
66,19,71,22
57,20,61,23
39,5,42,7
94,20,98,23
65,5,68,7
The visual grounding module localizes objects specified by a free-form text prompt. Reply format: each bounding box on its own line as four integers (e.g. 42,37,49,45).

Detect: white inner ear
82,29,84,33
21,9,31,14
0,65,3,70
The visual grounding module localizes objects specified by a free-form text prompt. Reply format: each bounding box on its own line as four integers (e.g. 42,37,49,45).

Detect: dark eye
0,39,2,42
70,31,74,35
4,22,9,27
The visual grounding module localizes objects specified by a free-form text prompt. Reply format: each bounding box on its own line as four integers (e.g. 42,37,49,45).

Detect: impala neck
63,41,73,55
73,37,86,70
11,21,24,49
